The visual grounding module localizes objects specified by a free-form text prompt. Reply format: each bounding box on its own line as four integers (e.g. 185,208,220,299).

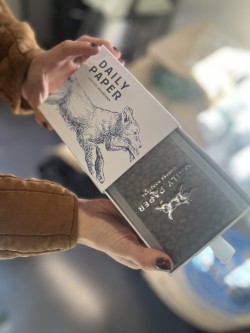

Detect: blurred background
1,1,250,332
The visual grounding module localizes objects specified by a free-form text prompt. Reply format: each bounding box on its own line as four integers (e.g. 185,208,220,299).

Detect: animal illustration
46,74,142,183
155,185,192,220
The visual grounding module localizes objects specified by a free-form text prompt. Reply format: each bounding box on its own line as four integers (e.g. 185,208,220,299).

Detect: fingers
108,251,172,271
108,244,173,272
123,242,173,272
77,200,169,271
137,246,173,272
77,35,122,59
50,40,101,61
107,253,141,270
51,37,121,63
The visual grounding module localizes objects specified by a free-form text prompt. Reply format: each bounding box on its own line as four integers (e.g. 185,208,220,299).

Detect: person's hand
21,35,122,130
77,198,173,271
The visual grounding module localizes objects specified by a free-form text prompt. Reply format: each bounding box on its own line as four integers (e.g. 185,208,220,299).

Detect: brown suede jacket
0,0,78,258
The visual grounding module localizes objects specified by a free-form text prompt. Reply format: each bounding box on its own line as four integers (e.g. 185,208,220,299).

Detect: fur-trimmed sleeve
0,0,42,114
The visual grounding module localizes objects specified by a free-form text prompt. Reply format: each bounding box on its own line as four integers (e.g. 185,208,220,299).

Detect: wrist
21,50,46,110
77,199,89,245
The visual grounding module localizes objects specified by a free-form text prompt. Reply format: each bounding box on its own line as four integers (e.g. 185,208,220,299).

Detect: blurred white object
148,22,241,107
142,232,250,332
82,0,133,18
197,78,250,145
134,0,173,16
210,236,235,264
142,267,250,332
197,108,228,143
229,146,250,184
192,46,250,103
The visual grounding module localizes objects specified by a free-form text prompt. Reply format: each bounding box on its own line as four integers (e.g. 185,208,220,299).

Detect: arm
0,0,120,119
0,176,172,270
0,174,78,258
0,1,172,270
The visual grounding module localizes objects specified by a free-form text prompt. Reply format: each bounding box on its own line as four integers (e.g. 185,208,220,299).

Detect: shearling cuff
0,21,42,115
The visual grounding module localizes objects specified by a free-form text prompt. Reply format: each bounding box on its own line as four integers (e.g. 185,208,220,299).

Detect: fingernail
156,258,172,271
113,46,120,52
119,57,125,64
90,42,98,47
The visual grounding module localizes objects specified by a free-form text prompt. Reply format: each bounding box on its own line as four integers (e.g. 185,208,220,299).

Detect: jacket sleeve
0,175,78,259
0,0,42,115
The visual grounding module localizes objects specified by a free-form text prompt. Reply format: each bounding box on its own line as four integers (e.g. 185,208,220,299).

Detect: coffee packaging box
39,47,250,272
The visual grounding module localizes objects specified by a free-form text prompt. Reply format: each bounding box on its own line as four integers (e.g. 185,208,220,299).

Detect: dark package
106,128,250,271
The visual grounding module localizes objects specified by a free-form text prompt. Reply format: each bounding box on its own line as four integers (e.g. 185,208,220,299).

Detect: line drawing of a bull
45,74,142,183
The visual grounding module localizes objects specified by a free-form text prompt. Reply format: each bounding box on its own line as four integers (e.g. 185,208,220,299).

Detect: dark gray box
106,128,250,272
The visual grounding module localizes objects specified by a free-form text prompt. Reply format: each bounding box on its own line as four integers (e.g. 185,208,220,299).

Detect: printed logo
155,185,192,220
137,164,192,213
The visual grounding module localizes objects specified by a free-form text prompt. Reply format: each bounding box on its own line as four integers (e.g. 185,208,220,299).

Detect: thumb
128,243,173,272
